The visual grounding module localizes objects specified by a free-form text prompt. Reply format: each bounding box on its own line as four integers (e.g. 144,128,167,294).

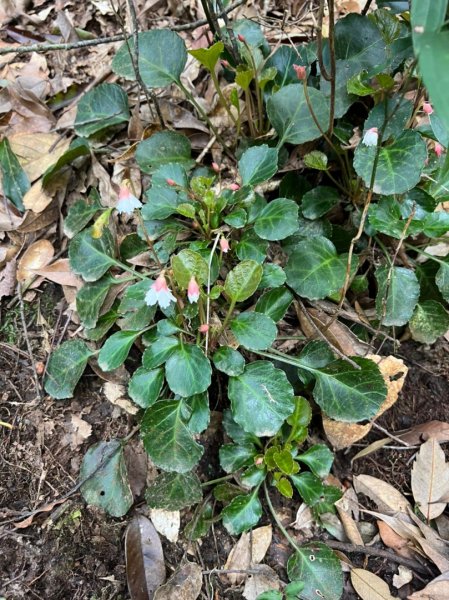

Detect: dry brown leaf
408,572,449,599
18,200,59,233
354,474,411,515
399,421,449,445
292,503,315,534
323,417,371,450
35,258,83,289
63,414,92,450
16,239,54,282
149,508,180,544
351,438,390,462
392,565,413,589
365,510,422,543
13,497,67,529
351,568,395,600
336,506,364,545
436,515,449,541
9,133,70,182
103,382,138,415
378,521,417,560
0,258,16,299
417,538,449,573
243,565,280,600
154,561,202,600
411,438,449,521
224,525,272,584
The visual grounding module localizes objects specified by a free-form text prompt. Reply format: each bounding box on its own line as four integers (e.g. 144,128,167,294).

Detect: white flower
145,274,176,309
187,276,200,303
362,127,379,147
116,186,142,214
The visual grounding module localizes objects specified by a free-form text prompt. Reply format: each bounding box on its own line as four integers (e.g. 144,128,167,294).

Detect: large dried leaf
16,239,54,282
354,474,411,515
408,572,449,599
399,421,449,445
125,515,166,600
224,525,272,585
377,521,417,560
9,133,70,182
149,508,180,543
411,438,449,520
35,258,83,288
154,562,202,600
350,569,395,600
242,565,280,600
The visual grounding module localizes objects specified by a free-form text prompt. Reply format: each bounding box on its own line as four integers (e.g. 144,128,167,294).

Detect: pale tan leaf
62,414,92,450
354,474,411,515
243,565,280,600
377,521,417,560
336,506,364,545
365,510,422,544
417,538,449,573
35,258,83,289
9,133,70,182
408,572,449,599
16,239,54,282
154,562,202,600
392,565,413,589
224,525,273,584
352,438,390,462
411,438,449,520
436,515,449,541
399,421,449,445
292,503,314,533
103,382,138,415
149,508,180,544
323,417,371,450
0,258,16,299
350,568,395,600
22,179,53,213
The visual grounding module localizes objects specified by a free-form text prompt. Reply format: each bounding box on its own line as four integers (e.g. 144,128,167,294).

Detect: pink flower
187,276,200,303
435,142,444,157
220,237,230,253
362,127,378,147
221,59,230,68
145,274,176,309
423,101,433,115
199,323,209,333
237,34,245,42
229,183,240,191
293,64,306,80
116,186,142,214
212,162,220,173
166,178,176,186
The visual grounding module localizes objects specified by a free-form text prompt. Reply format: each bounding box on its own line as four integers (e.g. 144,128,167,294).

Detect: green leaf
98,330,140,371
301,187,340,220
313,485,343,516
141,399,203,472
76,276,114,329
409,300,449,344
275,477,294,498
267,84,329,145
298,341,336,386
304,151,328,171
142,186,182,220
220,444,256,473
224,208,247,228
74,83,129,137
255,287,293,322
84,304,119,341
239,145,279,186
291,472,324,506
436,261,449,301
273,449,296,475
221,490,263,535
225,260,263,302
165,343,211,396
64,194,102,238
236,231,268,263
223,409,261,446
368,196,423,239
185,392,210,434
80,440,133,517
172,249,208,288
285,236,352,300
43,138,90,186
189,41,224,71
128,367,164,408
364,95,413,140
265,45,307,88
235,65,254,90
375,266,420,326
240,465,267,489
213,346,245,376
69,227,116,282
0,138,29,211
112,29,187,87
44,340,94,399
118,279,156,331
228,361,295,436
143,336,179,369
254,198,299,241
136,131,191,173
259,264,286,289
231,312,277,351
287,542,343,600
145,471,202,510
297,444,334,478
354,130,427,195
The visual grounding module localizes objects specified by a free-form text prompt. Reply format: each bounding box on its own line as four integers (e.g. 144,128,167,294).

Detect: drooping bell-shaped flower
293,64,306,80
187,276,200,303
423,101,433,115
229,183,240,191
435,142,444,158
362,127,379,147
220,237,230,253
116,185,142,214
199,323,209,333
145,274,176,309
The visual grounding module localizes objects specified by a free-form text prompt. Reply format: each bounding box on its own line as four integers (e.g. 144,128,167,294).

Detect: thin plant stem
316,0,331,81
210,69,239,128
327,0,336,136
205,233,221,354
264,482,302,554
134,209,163,269
216,299,236,339
201,474,235,487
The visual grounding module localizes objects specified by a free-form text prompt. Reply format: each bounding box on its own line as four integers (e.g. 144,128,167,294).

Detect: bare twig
17,284,42,400
316,0,331,81
327,0,336,136
361,0,375,15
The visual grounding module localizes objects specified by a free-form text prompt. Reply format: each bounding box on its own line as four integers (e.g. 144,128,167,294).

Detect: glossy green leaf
297,444,333,478
240,465,267,489
223,409,261,447
436,261,449,301
145,471,202,510
297,341,336,386
136,131,192,173
43,138,90,186
267,84,329,145
118,279,156,331
276,477,294,498
239,144,278,186
368,196,424,239
224,208,247,228
304,151,328,171
165,344,211,396
291,472,324,506
44,339,94,399
259,264,286,289
364,95,413,140
354,130,427,195
189,41,224,71
285,236,352,300
213,346,245,376
142,186,183,220
143,336,179,369
172,249,208,288
0,138,29,211
74,83,129,137
112,29,187,87
141,399,203,472
76,276,114,329
84,304,119,341
224,260,263,302
98,330,140,371
375,266,420,326
301,187,340,220
221,490,263,535
80,440,133,517
228,361,295,437
69,227,116,282
254,198,299,241
287,542,343,600
409,300,449,344
313,485,343,516
64,194,102,238
231,312,277,351
185,392,210,434
255,287,293,322
236,231,268,263
273,449,296,475
219,444,256,473
265,45,307,88
128,367,164,408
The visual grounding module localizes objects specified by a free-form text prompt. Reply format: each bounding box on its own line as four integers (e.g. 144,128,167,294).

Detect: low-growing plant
38,0,449,594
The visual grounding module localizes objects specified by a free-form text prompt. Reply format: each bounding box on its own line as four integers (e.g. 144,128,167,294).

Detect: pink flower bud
229,183,240,191
166,178,176,186
199,323,209,333
423,101,433,115
362,127,378,147
237,34,245,42
187,276,200,303
212,162,220,173
221,59,230,68
435,142,444,157
220,237,230,253
293,64,306,80
255,456,264,466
